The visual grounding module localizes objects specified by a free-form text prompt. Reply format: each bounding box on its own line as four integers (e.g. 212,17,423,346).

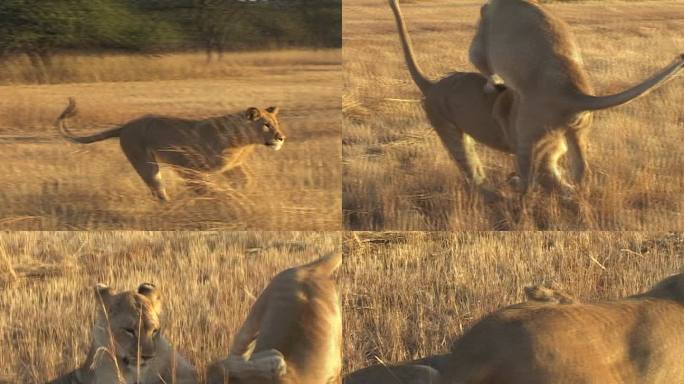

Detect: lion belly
152,143,255,173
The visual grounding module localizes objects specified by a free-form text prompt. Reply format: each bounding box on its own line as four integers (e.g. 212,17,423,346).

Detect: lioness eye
262,124,271,132
124,328,135,336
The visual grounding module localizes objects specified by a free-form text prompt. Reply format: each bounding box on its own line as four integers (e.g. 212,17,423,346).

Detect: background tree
0,0,341,81
0,0,176,82
194,0,248,62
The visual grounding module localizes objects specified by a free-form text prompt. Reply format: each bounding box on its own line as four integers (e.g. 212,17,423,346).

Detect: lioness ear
265,106,279,115
246,107,261,121
94,283,114,308
138,282,162,314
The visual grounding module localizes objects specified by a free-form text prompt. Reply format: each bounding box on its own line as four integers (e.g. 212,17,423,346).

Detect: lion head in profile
246,106,286,151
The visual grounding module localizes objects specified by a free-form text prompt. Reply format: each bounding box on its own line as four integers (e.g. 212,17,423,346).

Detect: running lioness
56,98,286,201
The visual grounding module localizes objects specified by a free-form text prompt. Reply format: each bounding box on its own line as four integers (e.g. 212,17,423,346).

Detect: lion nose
140,353,155,364
275,133,285,142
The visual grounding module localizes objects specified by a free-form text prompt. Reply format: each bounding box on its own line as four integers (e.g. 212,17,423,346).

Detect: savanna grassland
0,49,341,230
0,231,340,383
341,231,684,375
343,0,684,230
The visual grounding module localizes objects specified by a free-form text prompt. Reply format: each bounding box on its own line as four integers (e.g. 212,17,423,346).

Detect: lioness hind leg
537,135,574,195
513,106,559,196
469,25,490,78
431,121,502,202
120,142,169,202
178,169,211,196
426,111,487,187
470,4,500,93
207,350,286,384
565,129,590,190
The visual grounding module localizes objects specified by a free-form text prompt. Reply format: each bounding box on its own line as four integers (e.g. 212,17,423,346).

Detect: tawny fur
207,253,343,384
445,273,684,383
469,0,684,195
46,283,197,384
55,98,286,201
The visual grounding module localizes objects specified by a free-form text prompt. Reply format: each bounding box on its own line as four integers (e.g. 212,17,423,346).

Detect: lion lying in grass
446,273,684,383
343,284,576,383
46,283,198,384
56,98,286,201
207,253,343,384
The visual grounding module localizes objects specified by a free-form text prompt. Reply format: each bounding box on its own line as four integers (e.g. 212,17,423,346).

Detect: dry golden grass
342,0,684,230
342,231,684,375
0,49,341,230
0,50,341,85
0,231,340,383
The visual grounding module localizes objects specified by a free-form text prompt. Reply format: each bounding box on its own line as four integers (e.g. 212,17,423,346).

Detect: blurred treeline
0,0,341,66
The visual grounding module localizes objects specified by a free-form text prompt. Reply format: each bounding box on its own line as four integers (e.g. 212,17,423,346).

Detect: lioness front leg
120,140,169,202
178,169,211,196
455,134,504,203
222,165,255,190
428,115,503,201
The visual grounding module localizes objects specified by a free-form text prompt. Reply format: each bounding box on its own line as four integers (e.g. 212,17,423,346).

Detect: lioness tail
572,54,684,111
56,97,122,144
389,0,434,94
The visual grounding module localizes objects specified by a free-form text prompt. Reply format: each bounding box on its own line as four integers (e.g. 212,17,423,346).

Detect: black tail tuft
58,97,78,121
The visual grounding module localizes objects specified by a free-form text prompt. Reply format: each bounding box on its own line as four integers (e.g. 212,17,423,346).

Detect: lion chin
267,141,284,151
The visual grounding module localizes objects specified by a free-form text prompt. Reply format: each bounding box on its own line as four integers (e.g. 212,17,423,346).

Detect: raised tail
572,54,684,111
305,252,342,277
55,97,122,144
389,0,433,94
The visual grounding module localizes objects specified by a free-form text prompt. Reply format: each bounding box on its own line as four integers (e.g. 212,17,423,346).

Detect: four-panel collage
0,0,682,383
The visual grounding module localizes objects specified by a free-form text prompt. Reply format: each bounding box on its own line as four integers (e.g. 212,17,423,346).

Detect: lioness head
246,106,286,151
92,283,162,376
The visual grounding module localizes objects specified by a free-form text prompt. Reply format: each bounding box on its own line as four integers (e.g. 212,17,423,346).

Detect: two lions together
389,0,682,199
345,272,684,383
46,253,342,384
